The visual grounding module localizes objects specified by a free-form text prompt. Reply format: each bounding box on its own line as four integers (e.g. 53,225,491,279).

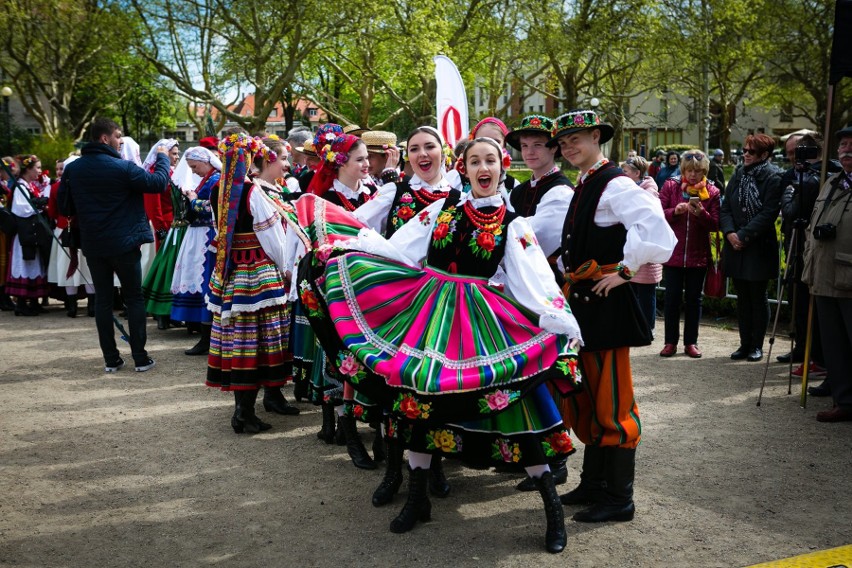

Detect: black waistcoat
322,187,370,211
426,193,517,278
509,171,573,217
384,180,459,238
560,161,651,351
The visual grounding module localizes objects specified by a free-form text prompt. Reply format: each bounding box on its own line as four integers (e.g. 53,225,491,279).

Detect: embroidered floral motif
336,350,366,384
426,429,462,453
468,225,503,259
545,295,566,310
431,206,459,249
393,393,432,420
299,280,323,317
478,389,521,413
418,208,432,226
492,438,522,463
542,430,574,457
518,231,538,250
390,192,417,230
556,357,581,382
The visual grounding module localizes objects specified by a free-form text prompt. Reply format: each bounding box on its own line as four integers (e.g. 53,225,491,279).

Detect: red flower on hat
530,117,542,127
573,114,585,125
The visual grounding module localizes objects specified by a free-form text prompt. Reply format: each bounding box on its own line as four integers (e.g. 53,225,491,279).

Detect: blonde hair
679,150,709,176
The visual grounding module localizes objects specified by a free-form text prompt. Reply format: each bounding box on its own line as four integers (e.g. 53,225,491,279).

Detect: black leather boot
334,415,346,446
87,294,95,317
517,457,568,491
231,390,272,434
14,298,36,316
65,295,78,318
372,436,404,507
316,401,336,444
389,467,432,533
372,424,386,463
533,470,567,553
573,447,635,523
262,387,300,415
429,454,450,497
293,378,309,402
340,415,376,470
560,445,606,505
185,324,211,355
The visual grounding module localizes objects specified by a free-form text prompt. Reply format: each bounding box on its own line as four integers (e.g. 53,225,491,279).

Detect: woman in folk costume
143,139,180,250
0,161,14,312
6,154,50,316
294,132,382,469
170,146,221,355
309,137,584,553
118,137,157,284
47,155,95,317
469,117,518,192
206,133,296,434
351,126,459,503
141,141,189,330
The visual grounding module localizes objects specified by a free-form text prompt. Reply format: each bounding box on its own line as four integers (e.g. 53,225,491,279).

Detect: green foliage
24,133,77,169
650,144,701,155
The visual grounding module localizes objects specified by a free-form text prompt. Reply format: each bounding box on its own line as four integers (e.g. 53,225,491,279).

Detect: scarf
739,160,770,223
683,176,710,200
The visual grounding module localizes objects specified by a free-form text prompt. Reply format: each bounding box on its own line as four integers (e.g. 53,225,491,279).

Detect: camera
813,223,837,241
795,144,819,162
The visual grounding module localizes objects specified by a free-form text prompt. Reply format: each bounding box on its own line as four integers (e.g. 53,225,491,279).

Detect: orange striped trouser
556,347,641,449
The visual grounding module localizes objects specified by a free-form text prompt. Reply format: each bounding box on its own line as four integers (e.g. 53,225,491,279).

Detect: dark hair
221,126,249,137
666,150,680,163
407,126,442,147
745,133,776,157
253,136,288,171
88,117,120,143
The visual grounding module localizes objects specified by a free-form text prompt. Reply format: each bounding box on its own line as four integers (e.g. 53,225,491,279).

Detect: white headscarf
171,153,200,194
120,136,142,166
183,146,222,172
142,138,179,171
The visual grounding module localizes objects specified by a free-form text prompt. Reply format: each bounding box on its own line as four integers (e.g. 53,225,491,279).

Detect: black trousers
815,296,852,410
732,278,770,350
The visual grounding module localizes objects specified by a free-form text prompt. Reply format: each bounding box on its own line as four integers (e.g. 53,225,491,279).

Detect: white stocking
408,451,432,470
524,464,551,479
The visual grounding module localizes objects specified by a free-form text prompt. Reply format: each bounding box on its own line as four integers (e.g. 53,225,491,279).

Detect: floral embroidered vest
426,193,517,278
385,181,459,238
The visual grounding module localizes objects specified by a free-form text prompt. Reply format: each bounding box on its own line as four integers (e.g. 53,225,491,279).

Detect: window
779,103,793,123
478,87,484,107
529,105,534,112
269,108,278,118
308,108,317,117
539,105,544,112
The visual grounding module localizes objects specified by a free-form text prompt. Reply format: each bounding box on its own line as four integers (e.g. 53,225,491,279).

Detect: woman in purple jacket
658,150,720,358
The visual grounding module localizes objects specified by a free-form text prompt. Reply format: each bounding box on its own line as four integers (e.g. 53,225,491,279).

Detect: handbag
704,231,726,298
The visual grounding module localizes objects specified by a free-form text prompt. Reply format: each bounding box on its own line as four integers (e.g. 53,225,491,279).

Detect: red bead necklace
413,188,448,206
463,200,506,230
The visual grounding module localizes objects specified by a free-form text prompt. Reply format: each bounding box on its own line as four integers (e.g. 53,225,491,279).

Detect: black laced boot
340,415,376,470
262,387,300,415
231,390,272,434
533,470,567,553
389,467,432,533
64,295,78,318
185,324,211,355
572,447,635,523
517,457,568,491
429,454,450,497
560,445,606,505
316,401,336,444
372,436,404,507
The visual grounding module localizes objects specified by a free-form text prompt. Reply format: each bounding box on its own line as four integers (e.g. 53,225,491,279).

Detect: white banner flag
433,55,469,148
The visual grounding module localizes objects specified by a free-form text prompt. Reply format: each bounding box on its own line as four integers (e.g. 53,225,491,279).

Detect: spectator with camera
801,126,852,422
720,134,783,362
776,132,829,383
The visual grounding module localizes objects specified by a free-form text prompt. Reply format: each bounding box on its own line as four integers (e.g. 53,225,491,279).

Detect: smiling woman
299,129,584,553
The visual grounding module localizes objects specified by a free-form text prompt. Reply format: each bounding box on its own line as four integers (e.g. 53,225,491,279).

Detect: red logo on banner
441,106,462,146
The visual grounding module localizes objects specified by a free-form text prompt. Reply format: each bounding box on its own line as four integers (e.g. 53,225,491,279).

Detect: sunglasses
682,153,704,162
743,148,759,155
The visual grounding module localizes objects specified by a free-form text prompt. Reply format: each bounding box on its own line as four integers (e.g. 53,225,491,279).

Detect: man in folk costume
362,130,402,187
504,115,575,491
550,109,675,522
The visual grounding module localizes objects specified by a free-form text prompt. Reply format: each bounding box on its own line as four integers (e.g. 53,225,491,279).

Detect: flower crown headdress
21,155,39,169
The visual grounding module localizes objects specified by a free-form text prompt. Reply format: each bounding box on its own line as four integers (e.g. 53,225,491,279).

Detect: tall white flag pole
433,55,469,147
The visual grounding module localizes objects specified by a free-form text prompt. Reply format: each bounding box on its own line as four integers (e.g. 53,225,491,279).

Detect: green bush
25,134,78,174
650,144,700,155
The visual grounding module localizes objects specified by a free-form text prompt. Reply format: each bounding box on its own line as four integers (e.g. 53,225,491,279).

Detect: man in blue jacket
58,117,171,373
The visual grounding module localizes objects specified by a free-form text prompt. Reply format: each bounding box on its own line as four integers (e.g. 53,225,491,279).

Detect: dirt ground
0,304,850,568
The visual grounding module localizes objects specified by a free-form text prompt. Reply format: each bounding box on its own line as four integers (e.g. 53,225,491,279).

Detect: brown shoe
684,344,702,358
816,406,852,423
659,343,677,357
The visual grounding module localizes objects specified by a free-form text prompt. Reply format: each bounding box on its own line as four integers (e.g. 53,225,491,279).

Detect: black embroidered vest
426,193,517,278
560,162,651,351
509,171,573,217
384,180,459,238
